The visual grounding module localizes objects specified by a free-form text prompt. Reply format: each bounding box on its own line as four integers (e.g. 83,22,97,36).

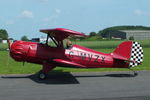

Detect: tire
38,71,47,80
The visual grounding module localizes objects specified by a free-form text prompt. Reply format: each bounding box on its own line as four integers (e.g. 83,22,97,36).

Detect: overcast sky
1,0,150,39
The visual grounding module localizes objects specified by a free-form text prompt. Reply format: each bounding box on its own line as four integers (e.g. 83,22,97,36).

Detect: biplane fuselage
8,28,143,79
10,41,129,69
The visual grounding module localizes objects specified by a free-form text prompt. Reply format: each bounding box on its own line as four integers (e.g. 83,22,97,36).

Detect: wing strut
46,32,64,48
45,34,49,46
49,34,59,47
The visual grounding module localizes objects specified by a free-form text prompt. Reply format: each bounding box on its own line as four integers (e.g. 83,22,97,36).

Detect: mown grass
0,51,41,74
0,40,150,50
74,40,150,49
54,47,150,72
0,40,149,74
0,47,149,74
0,43,8,51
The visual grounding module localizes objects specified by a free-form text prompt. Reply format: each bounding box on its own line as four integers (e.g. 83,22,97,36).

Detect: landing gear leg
128,68,138,76
38,62,56,80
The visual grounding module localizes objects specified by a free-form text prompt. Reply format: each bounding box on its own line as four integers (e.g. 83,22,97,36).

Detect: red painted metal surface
8,28,135,74
40,28,87,41
9,40,131,69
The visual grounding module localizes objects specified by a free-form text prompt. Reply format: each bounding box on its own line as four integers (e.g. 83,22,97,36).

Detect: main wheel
38,71,47,80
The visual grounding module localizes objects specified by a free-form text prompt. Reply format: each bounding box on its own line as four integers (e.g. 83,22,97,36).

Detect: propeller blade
7,40,12,50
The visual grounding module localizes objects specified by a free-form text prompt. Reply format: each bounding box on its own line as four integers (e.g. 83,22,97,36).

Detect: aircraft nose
10,41,25,61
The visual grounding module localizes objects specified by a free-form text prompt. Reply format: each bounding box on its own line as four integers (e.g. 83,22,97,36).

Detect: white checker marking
129,41,144,67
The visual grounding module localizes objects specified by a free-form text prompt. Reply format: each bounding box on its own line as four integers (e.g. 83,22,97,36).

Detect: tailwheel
128,68,138,76
38,70,47,80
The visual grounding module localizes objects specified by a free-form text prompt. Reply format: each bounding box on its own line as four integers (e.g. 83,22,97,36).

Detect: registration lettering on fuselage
68,51,105,63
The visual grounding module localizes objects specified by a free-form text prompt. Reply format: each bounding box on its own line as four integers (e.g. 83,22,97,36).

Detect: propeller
7,39,12,50
22,45,32,66
6,39,12,71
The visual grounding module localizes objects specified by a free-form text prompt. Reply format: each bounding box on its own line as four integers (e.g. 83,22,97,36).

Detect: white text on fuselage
68,51,105,63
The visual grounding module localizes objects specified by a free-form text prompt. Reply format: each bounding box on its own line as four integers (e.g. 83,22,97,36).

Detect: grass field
1,40,150,50
0,43,8,51
75,40,150,49
0,47,149,74
0,40,149,74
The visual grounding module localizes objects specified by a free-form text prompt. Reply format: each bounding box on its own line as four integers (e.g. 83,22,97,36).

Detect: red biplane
8,28,144,79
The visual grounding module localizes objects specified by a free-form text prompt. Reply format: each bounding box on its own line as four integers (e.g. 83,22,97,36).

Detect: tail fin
112,41,144,67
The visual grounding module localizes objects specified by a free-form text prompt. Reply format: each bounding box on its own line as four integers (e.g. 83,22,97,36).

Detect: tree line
0,29,29,41
0,29,8,40
98,25,150,38
1,25,150,42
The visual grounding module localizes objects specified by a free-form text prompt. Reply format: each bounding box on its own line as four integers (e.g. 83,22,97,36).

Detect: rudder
112,41,144,67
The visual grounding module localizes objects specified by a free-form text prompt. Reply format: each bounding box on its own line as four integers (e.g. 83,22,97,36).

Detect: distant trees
89,32,97,37
0,25,149,42
129,36,134,40
21,35,29,41
0,29,8,40
99,26,150,33
98,25,150,39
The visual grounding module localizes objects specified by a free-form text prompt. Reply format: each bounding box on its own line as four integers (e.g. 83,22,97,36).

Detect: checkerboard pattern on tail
129,41,144,67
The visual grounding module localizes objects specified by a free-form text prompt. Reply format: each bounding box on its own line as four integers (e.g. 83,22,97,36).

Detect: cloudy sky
0,0,150,39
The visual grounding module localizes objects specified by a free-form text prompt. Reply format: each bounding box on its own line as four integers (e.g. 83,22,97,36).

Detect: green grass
0,51,41,74
0,43,8,51
0,47,149,74
55,47,150,72
73,40,150,49
0,40,150,50
0,40,150,74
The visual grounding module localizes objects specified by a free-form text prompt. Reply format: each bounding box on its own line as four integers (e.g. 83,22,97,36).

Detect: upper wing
40,28,87,41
